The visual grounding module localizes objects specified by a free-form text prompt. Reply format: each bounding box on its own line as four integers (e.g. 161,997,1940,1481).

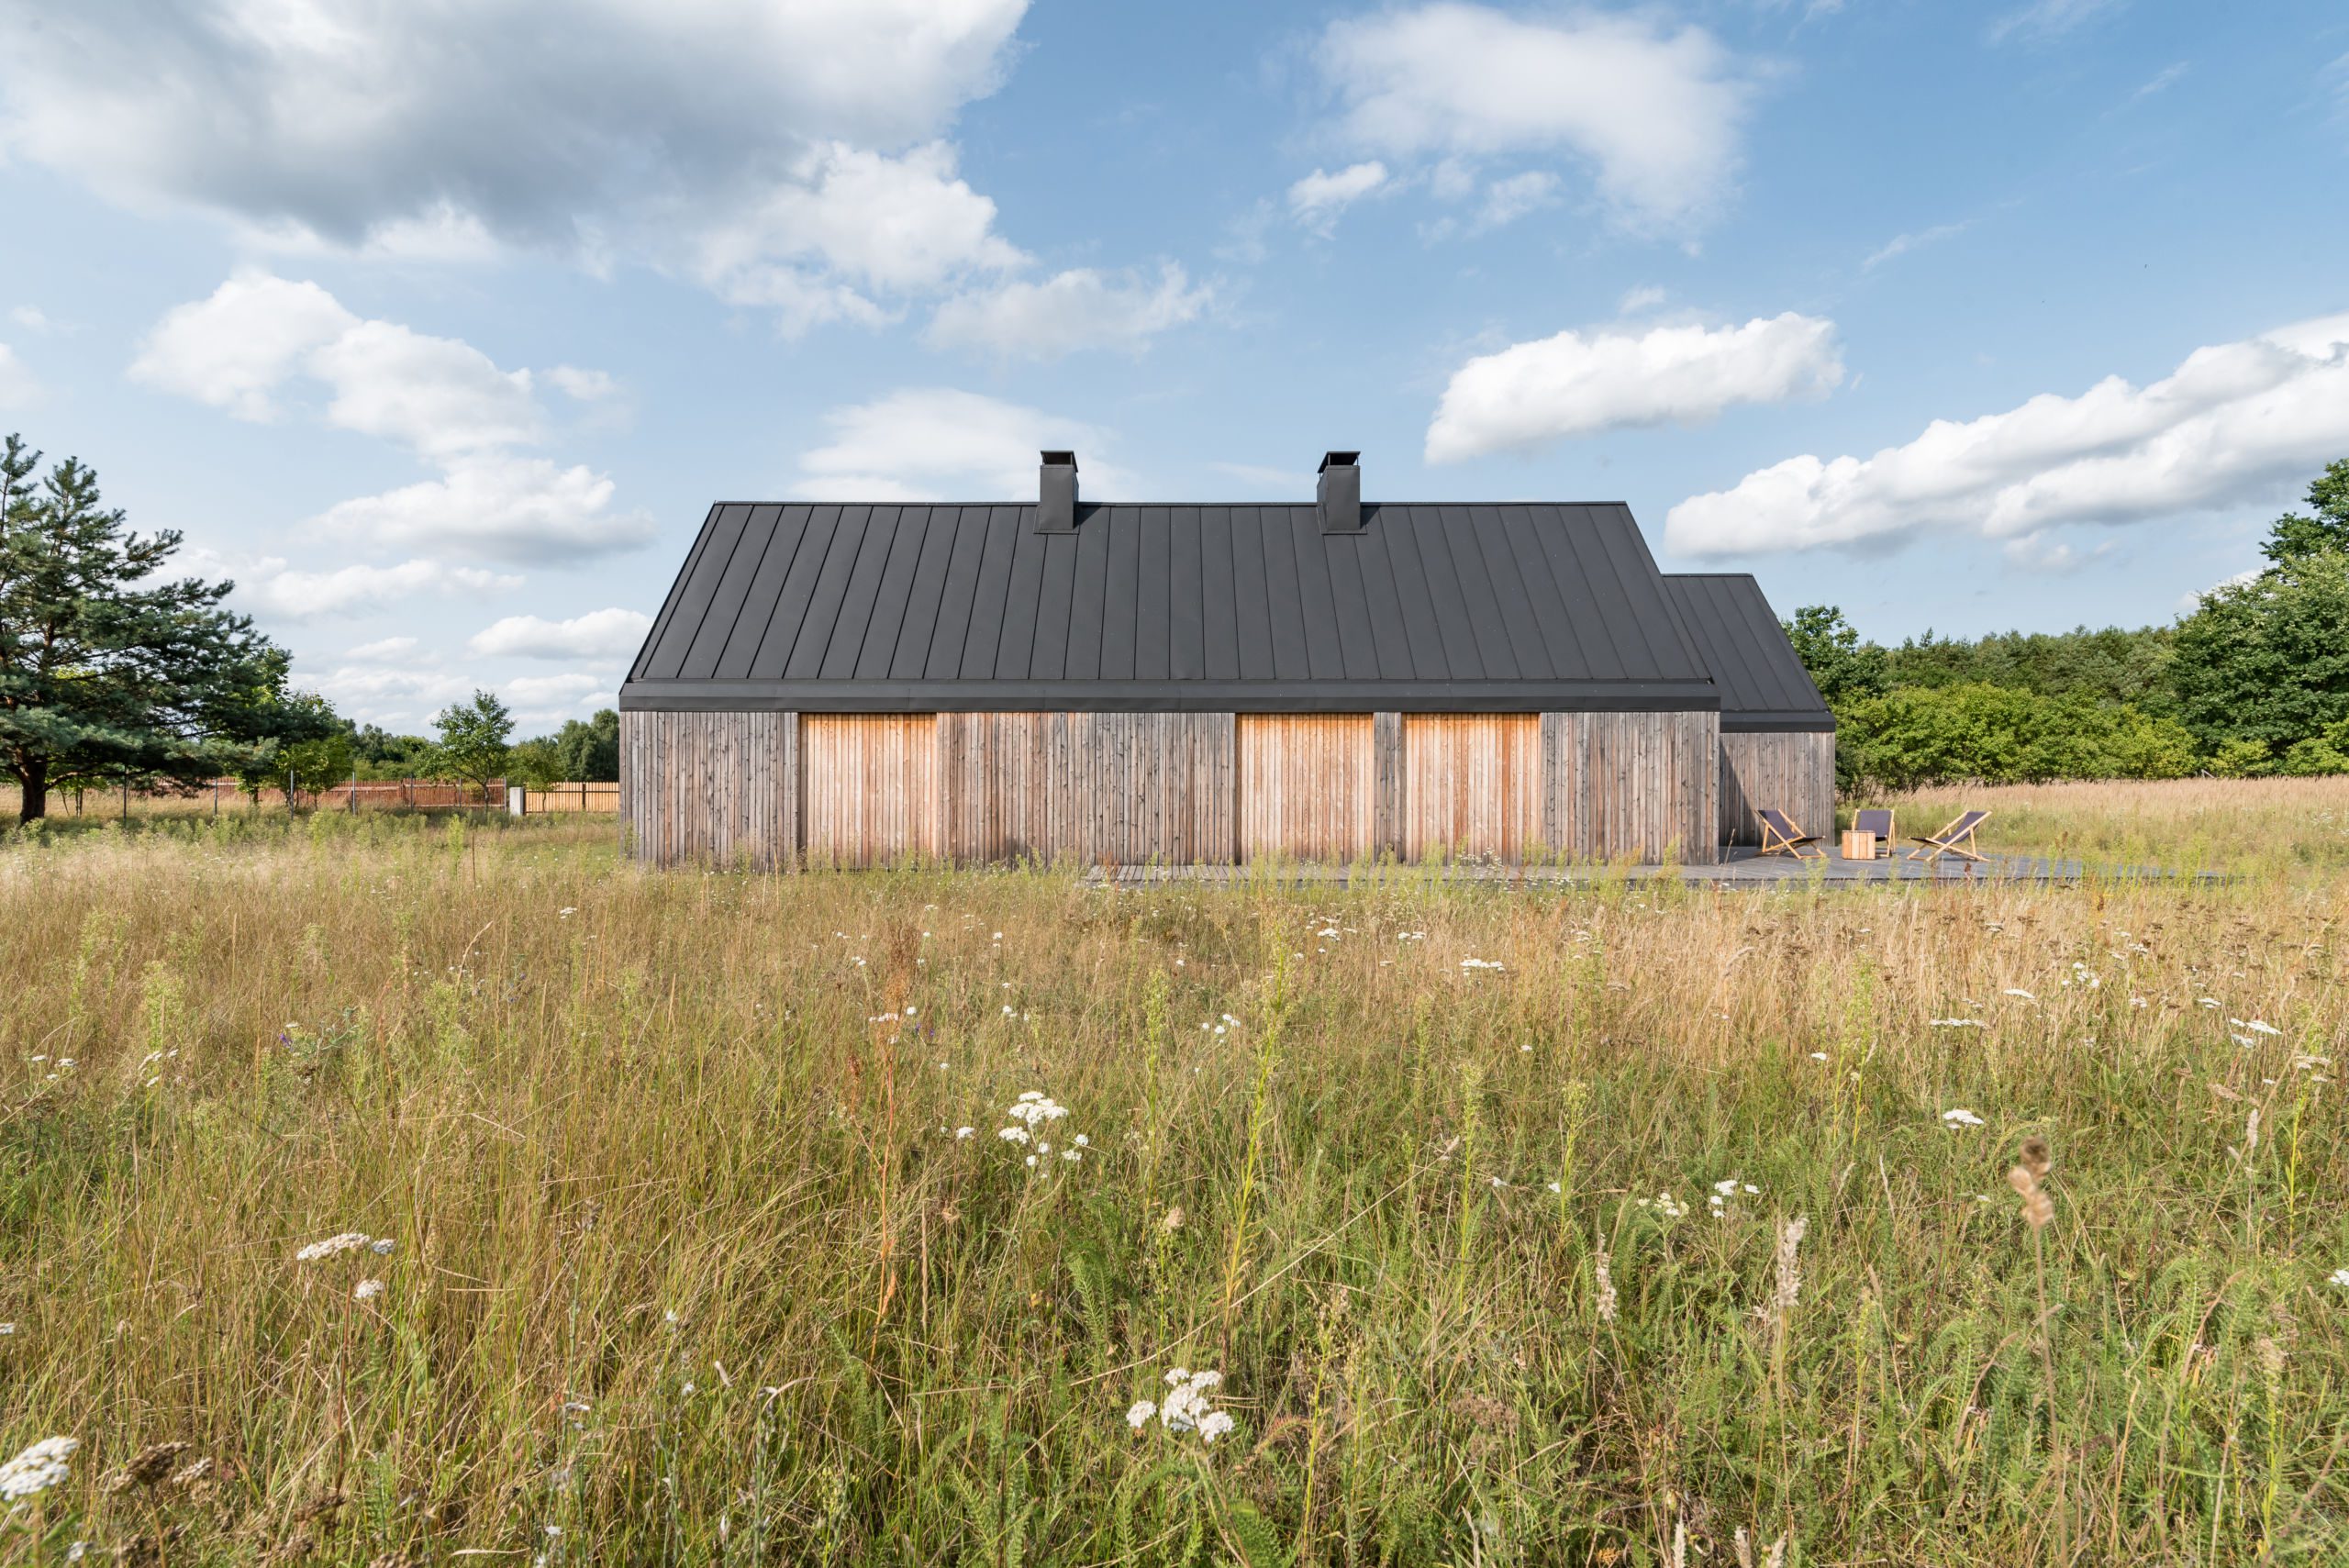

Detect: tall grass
0,792,2344,1563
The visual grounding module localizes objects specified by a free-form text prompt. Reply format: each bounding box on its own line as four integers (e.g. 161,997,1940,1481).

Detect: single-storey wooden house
618,452,1832,869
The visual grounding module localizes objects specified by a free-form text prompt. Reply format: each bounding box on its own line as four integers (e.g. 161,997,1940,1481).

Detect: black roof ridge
700,499,1641,509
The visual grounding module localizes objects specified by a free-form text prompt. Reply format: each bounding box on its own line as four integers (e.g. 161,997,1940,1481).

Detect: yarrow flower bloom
1930,1018,1987,1029
2328,1268,2349,1289
1142,1368,1234,1442
0,1436,76,1500
353,1278,385,1302
1942,1108,1986,1128
295,1231,376,1262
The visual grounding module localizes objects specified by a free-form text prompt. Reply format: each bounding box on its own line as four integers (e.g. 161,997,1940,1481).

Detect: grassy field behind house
1,780,2346,1563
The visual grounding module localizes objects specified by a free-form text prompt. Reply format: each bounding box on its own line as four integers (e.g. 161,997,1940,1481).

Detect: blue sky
2,0,2344,733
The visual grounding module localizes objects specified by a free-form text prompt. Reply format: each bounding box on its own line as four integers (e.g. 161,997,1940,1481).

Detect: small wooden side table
1840,829,1877,861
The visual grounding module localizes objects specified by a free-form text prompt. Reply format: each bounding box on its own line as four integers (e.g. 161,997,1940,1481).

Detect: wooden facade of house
1658,575,1839,847
618,457,1830,869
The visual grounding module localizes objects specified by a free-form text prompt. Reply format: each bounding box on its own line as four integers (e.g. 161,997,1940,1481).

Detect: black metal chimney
1317,450,1363,532
1038,450,1078,531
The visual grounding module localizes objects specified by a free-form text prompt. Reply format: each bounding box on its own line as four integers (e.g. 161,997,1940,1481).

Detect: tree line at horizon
1,432,618,825
1787,459,2349,793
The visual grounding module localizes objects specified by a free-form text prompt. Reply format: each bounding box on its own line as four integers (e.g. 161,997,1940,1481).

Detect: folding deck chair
1908,809,1990,863
1852,807,1895,858
1755,807,1826,860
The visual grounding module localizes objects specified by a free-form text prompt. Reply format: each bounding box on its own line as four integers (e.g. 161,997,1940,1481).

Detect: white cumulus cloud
1427,313,1844,462
134,272,650,564
313,456,654,564
795,387,1132,500
236,558,520,620
926,264,1210,360
468,608,651,660
1315,4,1749,228
1287,161,1390,235
1664,314,2349,558
0,1,1027,253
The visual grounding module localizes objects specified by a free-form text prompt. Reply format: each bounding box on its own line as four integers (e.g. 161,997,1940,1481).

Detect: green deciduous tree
428,689,514,800
2170,543,2349,756
504,737,563,790
2259,458,2349,566
1,434,322,822
1836,683,2197,791
1782,605,1888,706
551,707,620,783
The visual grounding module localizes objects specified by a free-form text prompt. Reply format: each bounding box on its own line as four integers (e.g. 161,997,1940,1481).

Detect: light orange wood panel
1403,714,1541,862
800,714,939,866
1238,715,1375,862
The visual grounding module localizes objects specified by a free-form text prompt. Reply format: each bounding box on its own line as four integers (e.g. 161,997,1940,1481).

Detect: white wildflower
2330,1269,2349,1288
997,1127,1030,1144
0,1436,76,1500
2003,988,2035,1001
352,1278,385,1302
1594,1236,1619,1324
1126,1400,1156,1431
295,1231,374,1262
1931,1018,1987,1029
1942,1108,1986,1128
955,1126,974,1140
1197,1410,1236,1443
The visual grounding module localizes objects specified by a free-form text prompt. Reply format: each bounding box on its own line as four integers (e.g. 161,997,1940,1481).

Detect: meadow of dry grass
1,784,2345,1565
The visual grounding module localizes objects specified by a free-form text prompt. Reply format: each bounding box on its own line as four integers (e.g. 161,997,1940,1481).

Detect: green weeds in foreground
0,807,2343,1563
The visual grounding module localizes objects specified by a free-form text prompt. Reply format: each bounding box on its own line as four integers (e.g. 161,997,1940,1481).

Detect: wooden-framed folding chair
1755,806,1825,860
1852,807,1895,858
1908,808,1990,863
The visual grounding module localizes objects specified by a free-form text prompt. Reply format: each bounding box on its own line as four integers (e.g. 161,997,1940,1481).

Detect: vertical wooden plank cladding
1238,715,1375,862
801,714,939,866
1719,730,1833,850
937,712,1237,865
1537,710,1720,863
1372,711,1404,858
621,709,797,869
1401,715,1540,862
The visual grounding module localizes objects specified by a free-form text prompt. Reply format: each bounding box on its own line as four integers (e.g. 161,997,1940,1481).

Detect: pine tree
0,433,320,822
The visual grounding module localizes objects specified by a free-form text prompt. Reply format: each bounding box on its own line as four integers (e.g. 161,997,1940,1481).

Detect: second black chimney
1038,450,1078,531
1317,450,1363,532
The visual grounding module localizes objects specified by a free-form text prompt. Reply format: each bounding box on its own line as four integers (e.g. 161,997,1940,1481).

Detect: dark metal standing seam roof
620,502,1725,714
1658,574,1835,733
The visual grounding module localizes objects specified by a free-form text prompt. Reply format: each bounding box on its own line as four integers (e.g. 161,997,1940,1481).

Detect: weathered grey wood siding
939,712,1236,865
1719,730,1836,848
1540,710,1720,864
620,709,796,869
